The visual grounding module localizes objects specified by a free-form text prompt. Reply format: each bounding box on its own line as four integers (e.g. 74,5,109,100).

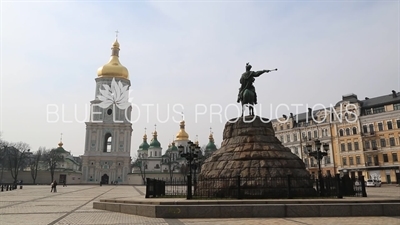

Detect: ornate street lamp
306,139,329,196
178,141,201,199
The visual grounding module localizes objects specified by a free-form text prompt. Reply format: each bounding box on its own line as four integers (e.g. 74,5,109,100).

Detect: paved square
0,185,399,225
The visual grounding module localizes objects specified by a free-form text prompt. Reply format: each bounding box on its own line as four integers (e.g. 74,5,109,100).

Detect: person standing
51,180,58,193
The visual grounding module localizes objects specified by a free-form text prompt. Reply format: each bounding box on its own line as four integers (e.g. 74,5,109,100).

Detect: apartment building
272,90,400,183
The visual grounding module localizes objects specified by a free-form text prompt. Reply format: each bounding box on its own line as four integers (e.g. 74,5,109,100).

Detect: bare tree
179,164,189,182
0,139,10,182
132,154,147,184
165,153,178,183
30,147,44,184
6,142,31,183
43,148,64,182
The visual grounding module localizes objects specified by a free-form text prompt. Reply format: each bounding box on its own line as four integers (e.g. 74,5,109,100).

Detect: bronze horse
241,89,256,117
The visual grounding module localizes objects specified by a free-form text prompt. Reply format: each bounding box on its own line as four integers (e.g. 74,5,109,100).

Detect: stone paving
0,184,399,225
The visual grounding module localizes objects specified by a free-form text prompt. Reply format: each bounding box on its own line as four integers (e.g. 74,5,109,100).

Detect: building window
293,134,297,141
280,136,284,142
352,127,357,135
339,129,344,137
314,130,318,138
302,132,306,140
393,153,398,162
364,109,372,115
378,123,383,131
387,121,393,130
307,131,312,140
104,133,112,153
393,103,400,110
369,124,374,133
389,137,395,146
286,124,290,129
397,120,400,129
363,125,368,134
365,141,370,149
325,156,331,164
354,142,359,150
286,134,291,142
349,157,354,165
373,106,385,114
310,158,315,167
347,143,352,151
345,128,350,136
356,156,361,165
371,140,377,149
341,143,346,152
294,147,298,154
383,154,389,163
342,157,347,166
380,139,386,147
155,151,157,157
304,159,309,167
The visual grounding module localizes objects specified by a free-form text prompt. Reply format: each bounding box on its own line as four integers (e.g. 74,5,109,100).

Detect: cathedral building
81,39,133,184
132,120,218,179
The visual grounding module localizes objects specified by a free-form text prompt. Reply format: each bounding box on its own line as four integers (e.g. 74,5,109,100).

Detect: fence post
315,178,320,196
287,175,292,199
153,179,158,197
145,178,151,198
237,175,241,199
336,174,343,199
187,175,192,200
360,175,367,197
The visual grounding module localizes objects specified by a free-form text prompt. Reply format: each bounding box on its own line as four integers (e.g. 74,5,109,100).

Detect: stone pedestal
198,116,316,198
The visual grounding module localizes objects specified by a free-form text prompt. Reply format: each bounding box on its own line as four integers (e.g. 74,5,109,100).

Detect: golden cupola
97,39,129,79
175,120,189,141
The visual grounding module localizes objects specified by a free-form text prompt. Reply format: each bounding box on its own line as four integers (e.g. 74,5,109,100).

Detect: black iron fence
145,174,367,199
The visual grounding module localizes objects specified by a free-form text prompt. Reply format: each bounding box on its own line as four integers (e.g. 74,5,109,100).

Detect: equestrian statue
237,63,277,116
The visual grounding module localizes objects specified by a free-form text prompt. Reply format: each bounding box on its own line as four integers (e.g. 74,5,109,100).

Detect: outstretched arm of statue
253,70,268,77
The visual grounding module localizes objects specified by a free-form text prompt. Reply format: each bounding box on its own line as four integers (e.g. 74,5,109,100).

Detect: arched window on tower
104,133,112,153
345,128,350,136
339,129,344,137
352,127,357,135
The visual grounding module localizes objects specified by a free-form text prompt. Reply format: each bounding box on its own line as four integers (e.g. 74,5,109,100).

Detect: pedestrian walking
51,180,58,192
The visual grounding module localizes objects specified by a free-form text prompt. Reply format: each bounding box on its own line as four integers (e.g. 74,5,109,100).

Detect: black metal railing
145,174,367,199
145,178,166,198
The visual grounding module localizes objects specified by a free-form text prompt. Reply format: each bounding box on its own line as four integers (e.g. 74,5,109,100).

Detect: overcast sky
1,1,399,157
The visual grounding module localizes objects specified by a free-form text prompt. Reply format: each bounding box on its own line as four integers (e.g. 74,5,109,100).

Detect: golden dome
58,141,63,147
176,120,189,141
97,39,129,79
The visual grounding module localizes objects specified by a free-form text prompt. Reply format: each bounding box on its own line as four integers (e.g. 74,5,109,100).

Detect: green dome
139,134,150,150
149,131,161,148
205,133,217,151
54,142,68,154
150,139,161,148
139,141,149,150
170,142,178,151
206,141,217,151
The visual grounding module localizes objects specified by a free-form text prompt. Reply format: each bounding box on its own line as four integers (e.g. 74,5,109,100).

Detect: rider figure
237,63,270,104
